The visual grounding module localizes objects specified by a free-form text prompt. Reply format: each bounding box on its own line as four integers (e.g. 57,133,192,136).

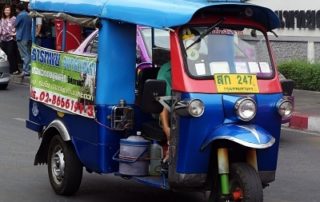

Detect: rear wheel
209,163,263,202
48,135,83,195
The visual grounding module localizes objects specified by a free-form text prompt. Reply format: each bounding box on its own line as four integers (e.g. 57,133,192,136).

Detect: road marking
13,118,26,122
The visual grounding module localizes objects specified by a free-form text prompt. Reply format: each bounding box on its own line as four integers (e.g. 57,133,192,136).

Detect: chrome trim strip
44,119,71,141
204,136,275,149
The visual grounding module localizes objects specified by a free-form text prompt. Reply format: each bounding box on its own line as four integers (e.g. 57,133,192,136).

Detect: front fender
201,124,275,150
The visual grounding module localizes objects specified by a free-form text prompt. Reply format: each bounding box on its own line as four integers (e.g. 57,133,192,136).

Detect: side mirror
141,79,166,113
281,79,294,96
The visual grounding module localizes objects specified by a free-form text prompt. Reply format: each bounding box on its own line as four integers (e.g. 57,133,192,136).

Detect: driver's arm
157,62,172,143
160,108,170,141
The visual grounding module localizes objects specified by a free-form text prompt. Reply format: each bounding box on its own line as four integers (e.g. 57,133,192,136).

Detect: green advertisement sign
30,45,97,118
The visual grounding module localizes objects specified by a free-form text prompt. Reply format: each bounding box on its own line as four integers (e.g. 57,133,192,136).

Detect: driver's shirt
157,62,171,96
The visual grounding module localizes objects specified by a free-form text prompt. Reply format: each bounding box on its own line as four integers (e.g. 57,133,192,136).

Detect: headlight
188,99,205,117
277,99,293,118
174,99,205,117
235,97,257,121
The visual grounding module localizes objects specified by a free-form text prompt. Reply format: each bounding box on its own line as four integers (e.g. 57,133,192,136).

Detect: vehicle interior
135,28,170,143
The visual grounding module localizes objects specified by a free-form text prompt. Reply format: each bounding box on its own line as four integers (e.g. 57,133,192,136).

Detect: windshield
180,27,273,79
140,28,170,57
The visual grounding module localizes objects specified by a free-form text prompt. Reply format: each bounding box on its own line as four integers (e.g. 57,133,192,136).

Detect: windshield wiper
185,18,225,50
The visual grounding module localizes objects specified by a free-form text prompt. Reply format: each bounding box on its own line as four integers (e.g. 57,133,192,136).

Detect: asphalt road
1,83,320,202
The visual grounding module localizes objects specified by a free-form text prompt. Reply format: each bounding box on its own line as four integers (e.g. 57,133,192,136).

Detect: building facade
251,0,320,62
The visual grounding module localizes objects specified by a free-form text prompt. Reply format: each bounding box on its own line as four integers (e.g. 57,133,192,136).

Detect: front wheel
48,135,83,195
209,163,263,202
229,163,263,202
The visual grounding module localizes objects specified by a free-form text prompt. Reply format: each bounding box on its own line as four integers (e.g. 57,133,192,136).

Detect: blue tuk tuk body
27,0,291,200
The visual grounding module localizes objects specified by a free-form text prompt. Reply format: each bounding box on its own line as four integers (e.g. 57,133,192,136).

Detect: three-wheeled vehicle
27,0,294,201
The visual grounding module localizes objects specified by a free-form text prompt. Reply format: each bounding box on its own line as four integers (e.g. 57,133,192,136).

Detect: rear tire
48,135,83,195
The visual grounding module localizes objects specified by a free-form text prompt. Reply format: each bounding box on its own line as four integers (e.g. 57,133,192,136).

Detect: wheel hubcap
51,146,65,185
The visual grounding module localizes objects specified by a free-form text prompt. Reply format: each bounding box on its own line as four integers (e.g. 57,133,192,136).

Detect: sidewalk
288,89,320,133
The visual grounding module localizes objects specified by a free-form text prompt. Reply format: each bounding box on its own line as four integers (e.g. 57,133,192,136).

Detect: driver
157,28,201,164
157,60,171,164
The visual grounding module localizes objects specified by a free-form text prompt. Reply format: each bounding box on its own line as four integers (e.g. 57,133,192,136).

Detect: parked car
0,48,10,90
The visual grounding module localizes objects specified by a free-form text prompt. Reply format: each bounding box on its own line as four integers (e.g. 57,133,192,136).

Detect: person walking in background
1,5,20,75
35,16,42,45
15,2,31,77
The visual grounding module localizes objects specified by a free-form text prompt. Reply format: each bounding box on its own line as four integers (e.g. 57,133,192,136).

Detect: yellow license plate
214,74,259,93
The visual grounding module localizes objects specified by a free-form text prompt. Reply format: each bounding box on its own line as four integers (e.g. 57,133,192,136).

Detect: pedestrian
15,2,32,77
35,16,42,45
1,5,20,75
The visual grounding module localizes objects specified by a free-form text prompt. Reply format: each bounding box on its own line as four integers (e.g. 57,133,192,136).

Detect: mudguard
34,119,72,165
43,119,71,141
201,124,275,150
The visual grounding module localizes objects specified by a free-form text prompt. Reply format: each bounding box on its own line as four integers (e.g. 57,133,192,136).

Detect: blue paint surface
175,93,283,174
95,20,136,105
176,93,224,173
133,176,169,190
28,91,283,176
201,124,275,150
28,100,122,173
30,0,279,30
254,93,283,171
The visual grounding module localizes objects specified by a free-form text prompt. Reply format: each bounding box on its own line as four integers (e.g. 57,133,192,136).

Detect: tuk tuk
26,0,294,201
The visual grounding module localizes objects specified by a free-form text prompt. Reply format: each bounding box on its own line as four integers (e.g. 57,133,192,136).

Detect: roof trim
30,0,280,30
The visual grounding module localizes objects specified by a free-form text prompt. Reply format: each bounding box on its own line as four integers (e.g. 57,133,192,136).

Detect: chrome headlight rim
187,99,205,117
235,97,257,122
277,99,293,119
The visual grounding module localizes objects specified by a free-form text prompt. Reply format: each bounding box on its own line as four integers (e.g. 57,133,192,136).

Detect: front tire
208,163,263,202
229,163,263,202
48,135,83,195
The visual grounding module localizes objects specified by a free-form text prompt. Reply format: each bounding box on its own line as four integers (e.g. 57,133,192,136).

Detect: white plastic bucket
113,135,150,176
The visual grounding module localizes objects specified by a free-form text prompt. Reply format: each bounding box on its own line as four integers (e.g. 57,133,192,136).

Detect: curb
289,113,320,133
